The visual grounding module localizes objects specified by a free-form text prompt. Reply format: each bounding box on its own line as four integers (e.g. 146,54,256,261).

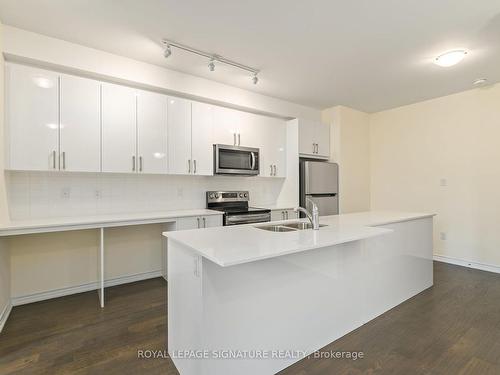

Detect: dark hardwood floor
1,261,500,374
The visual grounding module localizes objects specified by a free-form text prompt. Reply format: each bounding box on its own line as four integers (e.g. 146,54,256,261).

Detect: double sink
256,222,327,232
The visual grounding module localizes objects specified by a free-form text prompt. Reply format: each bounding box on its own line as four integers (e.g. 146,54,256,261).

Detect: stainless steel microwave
213,144,260,176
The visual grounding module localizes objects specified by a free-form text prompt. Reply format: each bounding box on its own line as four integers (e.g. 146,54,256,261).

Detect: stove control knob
214,193,220,198
244,193,248,198
239,193,243,198
209,193,214,199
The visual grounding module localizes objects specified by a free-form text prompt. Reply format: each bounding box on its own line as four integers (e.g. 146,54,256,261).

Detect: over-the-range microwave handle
250,152,256,170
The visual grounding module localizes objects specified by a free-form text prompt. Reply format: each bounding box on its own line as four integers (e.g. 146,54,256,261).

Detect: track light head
208,59,215,72
252,74,259,85
164,44,172,58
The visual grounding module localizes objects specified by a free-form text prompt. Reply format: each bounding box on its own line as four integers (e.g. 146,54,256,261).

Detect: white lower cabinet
271,209,298,221
176,215,223,230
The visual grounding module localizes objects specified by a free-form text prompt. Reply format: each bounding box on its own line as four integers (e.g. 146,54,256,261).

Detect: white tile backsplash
6,171,285,220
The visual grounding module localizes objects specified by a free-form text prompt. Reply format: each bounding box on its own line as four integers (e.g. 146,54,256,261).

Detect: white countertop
165,211,435,267
0,209,223,236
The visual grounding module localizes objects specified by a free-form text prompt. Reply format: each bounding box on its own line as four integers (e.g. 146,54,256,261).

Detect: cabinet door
167,98,192,175
137,90,168,174
6,64,59,171
175,217,201,230
315,121,330,158
271,210,285,221
203,215,222,228
237,111,261,148
258,116,286,178
213,106,238,146
284,209,298,220
60,74,101,172
102,83,137,173
191,102,214,176
298,119,316,156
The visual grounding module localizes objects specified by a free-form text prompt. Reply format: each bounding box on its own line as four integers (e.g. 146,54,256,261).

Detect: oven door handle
250,152,256,170
226,213,270,225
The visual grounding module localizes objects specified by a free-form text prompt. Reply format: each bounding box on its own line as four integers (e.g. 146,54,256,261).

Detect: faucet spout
294,198,320,230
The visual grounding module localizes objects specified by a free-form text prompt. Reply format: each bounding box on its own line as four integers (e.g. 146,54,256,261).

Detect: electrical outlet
440,232,447,241
61,187,71,199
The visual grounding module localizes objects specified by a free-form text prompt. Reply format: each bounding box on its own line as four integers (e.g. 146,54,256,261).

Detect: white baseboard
434,254,500,275
0,300,13,333
11,269,163,306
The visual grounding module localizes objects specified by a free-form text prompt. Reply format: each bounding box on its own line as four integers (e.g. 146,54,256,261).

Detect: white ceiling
1,0,500,112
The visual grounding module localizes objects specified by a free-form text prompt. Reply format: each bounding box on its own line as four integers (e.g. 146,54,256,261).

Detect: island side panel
362,217,434,321
167,239,203,375
197,217,433,375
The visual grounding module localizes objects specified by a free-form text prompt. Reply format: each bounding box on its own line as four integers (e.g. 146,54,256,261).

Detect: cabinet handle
62,151,66,170
188,159,191,173
203,217,206,228
132,156,136,171
233,133,236,146
238,133,241,146
139,156,143,172
273,165,277,176
197,217,200,228
193,159,197,174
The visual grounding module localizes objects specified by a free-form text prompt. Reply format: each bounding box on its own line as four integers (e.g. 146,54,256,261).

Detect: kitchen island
164,211,434,375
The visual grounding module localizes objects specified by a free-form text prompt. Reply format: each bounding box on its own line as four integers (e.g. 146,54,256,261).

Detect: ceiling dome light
252,74,259,85
164,45,172,58
208,59,215,72
473,78,488,86
434,50,467,67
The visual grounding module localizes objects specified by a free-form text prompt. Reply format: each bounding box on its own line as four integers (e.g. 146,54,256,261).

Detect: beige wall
322,106,370,213
370,83,500,267
9,223,166,300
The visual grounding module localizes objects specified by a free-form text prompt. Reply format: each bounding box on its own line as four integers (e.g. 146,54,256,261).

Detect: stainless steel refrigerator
299,160,339,216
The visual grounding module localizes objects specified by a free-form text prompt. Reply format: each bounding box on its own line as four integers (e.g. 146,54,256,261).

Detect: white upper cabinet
167,97,192,175
298,119,330,159
60,74,101,172
101,83,137,173
213,106,239,146
258,116,287,178
6,64,59,171
5,63,288,178
191,102,214,176
137,90,168,174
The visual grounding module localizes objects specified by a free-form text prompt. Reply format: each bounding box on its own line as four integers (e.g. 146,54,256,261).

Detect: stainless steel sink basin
283,222,327,230
255,225,297,232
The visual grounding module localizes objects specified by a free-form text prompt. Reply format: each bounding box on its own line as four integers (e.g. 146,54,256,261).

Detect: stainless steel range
206,191,271,226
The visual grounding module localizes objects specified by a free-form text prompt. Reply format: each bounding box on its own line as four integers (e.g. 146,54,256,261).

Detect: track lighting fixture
161,38,260,84
208,59,215,72
164,44,172,58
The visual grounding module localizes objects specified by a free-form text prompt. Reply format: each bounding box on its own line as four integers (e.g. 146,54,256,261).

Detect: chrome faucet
294,198,320,230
